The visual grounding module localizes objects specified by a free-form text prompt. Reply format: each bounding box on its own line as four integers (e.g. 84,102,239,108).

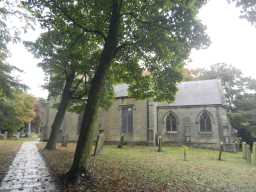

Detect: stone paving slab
0,142,61,192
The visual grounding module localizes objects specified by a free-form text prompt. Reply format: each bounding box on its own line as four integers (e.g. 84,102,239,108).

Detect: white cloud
7,14,48,98
188,0,256,78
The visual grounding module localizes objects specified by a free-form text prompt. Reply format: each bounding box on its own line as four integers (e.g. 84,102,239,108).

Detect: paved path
0,142,60,192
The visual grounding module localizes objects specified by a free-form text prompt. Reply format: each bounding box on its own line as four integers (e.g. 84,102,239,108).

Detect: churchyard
38,143,256,192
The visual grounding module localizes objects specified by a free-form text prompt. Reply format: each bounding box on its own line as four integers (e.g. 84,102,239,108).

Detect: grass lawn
38,144,256,192
0,140,22,182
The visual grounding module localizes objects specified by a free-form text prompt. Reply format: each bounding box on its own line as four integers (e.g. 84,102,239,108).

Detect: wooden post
218,142,224,161
252,142,256,166
242,142,246,159
157,135,162,152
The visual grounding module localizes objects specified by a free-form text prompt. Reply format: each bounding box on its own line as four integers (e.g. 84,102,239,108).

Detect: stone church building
41,79,235,149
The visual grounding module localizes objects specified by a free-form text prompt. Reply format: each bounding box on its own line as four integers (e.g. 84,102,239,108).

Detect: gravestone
218,142,224,161
0,131,7,140
157,135,162,152
118,134,125,148
246,144,251,163
183,146,188,161
93,131,105,156
4,131,7,139
242,142,246,159
252,142,256,165
61,135,69,147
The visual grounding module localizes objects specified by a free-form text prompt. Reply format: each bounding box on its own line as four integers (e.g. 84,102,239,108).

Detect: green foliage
232,0,256,25
0,91,36,134
229,94,256,138
0,1,30,98
26,0,210,176
25,0,209,104
0,97,19,133
14,91,36,124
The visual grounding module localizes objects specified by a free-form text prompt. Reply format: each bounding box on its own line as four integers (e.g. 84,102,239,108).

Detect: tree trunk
45,71,75,150
66,0,122,182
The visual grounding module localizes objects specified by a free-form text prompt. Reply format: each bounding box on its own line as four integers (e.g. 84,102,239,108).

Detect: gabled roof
114,79,226,106
113,84,129,98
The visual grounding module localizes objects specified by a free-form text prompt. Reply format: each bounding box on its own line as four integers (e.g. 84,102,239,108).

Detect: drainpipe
146,100,150,143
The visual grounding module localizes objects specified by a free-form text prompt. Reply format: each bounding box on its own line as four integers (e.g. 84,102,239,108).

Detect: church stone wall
99,98,148,143
40,99,232,149
40,106,80,142
157,106,225,147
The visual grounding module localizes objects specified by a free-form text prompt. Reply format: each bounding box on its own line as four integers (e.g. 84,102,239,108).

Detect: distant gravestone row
0,131,20,140
242,142,256,165
0,131,8,139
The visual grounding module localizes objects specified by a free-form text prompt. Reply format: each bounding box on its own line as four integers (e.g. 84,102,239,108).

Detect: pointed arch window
200,111,212,132
166,113,177,132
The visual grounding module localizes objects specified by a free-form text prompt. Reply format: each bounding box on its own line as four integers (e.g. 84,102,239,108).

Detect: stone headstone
118,134,125,148
252,142,256,165
183,146,188,161
3,131,7,139
246,144,251,163
61,135,69,147
242,142,246,159
218,142,224,161
93,132,105,156
0,131,8,140
157,135,162,152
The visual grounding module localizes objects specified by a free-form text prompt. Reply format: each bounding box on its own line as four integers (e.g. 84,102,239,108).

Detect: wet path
0,142,61,192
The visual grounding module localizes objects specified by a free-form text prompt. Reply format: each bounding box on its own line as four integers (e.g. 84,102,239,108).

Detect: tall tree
0,90,36,134
26,23,114,149
26,27,95,149
27,0,209,182
232,0,256,25
0,0,32,97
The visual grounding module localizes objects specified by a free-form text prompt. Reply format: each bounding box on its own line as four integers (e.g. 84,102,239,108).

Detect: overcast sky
7,0,256,98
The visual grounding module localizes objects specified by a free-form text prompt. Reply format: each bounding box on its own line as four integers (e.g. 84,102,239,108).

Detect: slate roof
113,84,129,98
113,79,225,106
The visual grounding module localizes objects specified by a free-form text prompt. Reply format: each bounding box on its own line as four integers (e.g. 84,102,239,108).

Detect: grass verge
38,143,256,192
0,140,21,182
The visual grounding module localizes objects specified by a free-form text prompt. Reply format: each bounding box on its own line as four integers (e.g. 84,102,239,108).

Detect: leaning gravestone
252,142,256,166
93,132,105,156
